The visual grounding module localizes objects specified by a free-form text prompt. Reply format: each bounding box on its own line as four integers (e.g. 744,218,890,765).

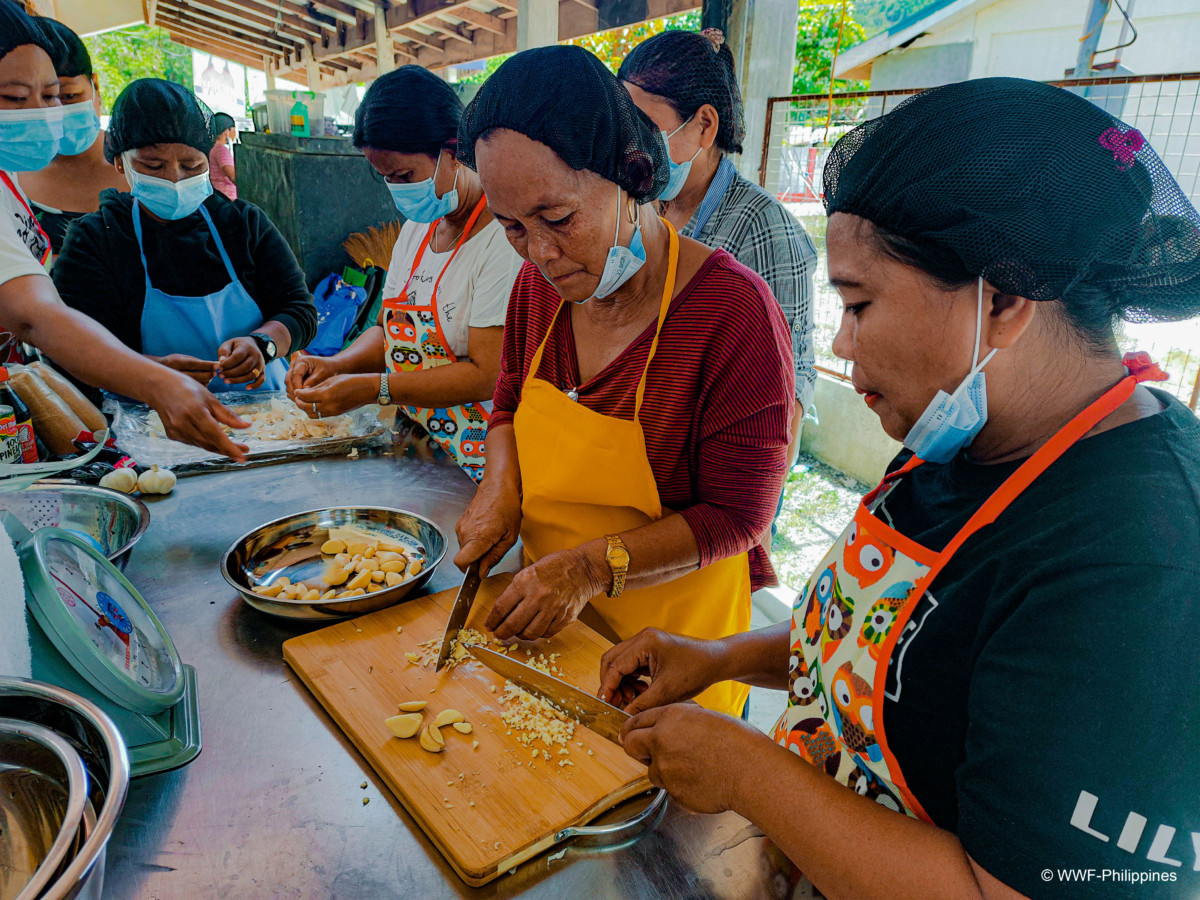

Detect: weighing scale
7,519,201,777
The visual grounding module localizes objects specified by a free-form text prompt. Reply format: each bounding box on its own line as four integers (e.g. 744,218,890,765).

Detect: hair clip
701,28,725,51
1098,126,1145,172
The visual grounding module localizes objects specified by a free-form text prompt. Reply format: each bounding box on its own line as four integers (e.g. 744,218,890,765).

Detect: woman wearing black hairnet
620,29,817,505
599,78,1200,899
0,0,248,459
53,78,316,394
285,66,520,483
452,46,795,717
20,17,125,259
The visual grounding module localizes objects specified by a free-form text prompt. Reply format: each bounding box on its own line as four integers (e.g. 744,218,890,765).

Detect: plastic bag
307,274,367,357
107,392,388,476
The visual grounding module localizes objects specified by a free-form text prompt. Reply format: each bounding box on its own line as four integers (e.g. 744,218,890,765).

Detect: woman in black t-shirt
597,78,1200,900
53,79,316,394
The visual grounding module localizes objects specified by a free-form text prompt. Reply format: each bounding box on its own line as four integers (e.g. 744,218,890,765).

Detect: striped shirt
680,159,818,412
492,250,795,589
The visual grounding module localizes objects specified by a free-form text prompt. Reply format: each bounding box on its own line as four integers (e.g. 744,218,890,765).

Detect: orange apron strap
936,373,1139,563
428,196,487,303
525,301,567,386
396,221,437,301
633,220,679,425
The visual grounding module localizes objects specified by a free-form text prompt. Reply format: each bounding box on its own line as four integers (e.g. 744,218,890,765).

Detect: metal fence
759,73,1200,408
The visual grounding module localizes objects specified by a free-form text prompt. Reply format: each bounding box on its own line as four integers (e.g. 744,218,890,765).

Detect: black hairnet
39,17,91,78
619,28,745,155
211,112,236,137
825,77,1200,325
354,65,463,157
0,0,56,63
104,78,214,163
458,45,668,203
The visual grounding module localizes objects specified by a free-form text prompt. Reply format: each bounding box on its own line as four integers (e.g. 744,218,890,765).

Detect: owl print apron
382,197,491,483
772,353,1167,820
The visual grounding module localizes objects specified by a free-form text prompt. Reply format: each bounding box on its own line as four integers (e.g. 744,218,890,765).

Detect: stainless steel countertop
100,448,803,899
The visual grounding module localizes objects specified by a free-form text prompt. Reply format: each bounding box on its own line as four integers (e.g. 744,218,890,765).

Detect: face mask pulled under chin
903,277,998,464
123,152,213,220
565,184,646,304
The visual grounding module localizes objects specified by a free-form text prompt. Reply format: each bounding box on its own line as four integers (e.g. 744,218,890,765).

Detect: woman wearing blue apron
597,80,1200,899
52,79,316,395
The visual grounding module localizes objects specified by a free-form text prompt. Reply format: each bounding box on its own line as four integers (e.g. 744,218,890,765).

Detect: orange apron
773,352,1168,819
382,197,490,483
513,221,752,716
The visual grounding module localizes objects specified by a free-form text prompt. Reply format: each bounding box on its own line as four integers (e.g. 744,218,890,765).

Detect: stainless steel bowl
0,485,149,571
221,506,447,620
0,718,88,900
0,679,130,900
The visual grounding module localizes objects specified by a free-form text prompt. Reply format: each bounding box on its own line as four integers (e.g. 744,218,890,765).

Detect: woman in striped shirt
451,45,794,716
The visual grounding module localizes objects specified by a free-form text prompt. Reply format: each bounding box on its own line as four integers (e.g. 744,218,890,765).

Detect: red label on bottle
17,421,37,463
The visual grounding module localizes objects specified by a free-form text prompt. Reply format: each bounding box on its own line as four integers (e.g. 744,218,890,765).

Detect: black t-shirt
874,389,1200,898
51,189,317,354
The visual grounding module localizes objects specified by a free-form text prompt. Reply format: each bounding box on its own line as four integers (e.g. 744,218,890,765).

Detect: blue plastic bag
307,274,366,357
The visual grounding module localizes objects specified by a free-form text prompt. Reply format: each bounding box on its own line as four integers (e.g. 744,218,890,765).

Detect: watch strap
605,533,629,598
249,332,277,361
378,373,392,406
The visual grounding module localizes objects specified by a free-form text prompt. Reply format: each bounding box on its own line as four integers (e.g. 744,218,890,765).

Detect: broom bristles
343,221,403,270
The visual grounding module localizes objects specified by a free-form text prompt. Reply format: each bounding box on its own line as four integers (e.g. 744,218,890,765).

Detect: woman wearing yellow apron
287,67,521,482
599,79,1200,899
453,47,796,718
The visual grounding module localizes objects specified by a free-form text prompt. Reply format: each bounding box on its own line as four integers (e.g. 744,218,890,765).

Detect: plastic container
264,90,324,136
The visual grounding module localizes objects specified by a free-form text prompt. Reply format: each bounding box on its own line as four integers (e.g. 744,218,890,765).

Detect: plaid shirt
680,159,818,411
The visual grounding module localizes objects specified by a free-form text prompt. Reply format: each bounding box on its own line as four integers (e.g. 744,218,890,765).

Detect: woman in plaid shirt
621,29,818,480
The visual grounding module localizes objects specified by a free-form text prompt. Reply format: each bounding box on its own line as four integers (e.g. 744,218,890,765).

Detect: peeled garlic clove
385,713,423,739
419,725,444,753
398,701,427,712
434,709,464,728
385,571,404,587
256,582,284,598
321,539,347,554
452,722,473,734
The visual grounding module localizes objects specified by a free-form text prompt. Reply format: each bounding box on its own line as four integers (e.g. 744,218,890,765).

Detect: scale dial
20,529,184,715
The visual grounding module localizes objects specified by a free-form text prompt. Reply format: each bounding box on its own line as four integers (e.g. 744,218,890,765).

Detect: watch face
608,546,630,568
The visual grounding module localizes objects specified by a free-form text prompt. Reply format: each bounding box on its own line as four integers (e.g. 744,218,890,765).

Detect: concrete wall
800,374,902,486
881,0,1200,84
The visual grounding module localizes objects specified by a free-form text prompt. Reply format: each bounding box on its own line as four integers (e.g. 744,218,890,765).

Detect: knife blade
436,560,482,671
467,645,630,745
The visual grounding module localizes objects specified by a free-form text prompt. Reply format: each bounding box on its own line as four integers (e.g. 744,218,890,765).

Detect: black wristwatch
249,332,278,362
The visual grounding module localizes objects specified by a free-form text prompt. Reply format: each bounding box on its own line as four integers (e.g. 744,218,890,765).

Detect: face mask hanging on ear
658,116,701,202
573,183,646,303
903,277,998,463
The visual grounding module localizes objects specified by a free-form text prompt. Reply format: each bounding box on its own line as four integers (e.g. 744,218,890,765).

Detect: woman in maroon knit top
451,46,792,713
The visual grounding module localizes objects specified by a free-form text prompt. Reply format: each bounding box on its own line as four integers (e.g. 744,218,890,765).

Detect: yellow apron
513,222,752,716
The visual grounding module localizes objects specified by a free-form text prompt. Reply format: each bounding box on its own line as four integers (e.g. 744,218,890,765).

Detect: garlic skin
137,464,176,495
99,468,137,493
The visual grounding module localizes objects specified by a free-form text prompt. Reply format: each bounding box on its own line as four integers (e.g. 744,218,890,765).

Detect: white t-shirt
0,171,50,288
381,217,521,359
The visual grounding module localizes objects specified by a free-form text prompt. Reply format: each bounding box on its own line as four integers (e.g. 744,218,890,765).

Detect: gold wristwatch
604,534,630,598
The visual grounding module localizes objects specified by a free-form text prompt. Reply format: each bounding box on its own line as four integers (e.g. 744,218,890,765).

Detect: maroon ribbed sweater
492,250,794,589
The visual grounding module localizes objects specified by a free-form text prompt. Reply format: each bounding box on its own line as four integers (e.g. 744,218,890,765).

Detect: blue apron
134,201,286,393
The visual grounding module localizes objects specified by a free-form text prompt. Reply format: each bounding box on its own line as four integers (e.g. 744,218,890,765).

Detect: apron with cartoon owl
772,353,1167,821
382,197,491,483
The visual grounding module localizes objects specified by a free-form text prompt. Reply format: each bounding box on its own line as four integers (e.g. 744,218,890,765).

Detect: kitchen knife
435,560,482,671
467,645,630,745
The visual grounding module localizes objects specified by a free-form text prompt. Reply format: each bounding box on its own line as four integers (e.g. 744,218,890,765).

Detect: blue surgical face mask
0,105,64,173
903,278,998,464
124,152,213,220
386,153,459,223
658,116,701,202
571,183,646,303
59,102,101,156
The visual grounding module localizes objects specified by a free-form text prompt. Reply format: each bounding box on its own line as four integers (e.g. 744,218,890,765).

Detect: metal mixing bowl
0,679,130,900
221,506,447,620
0,718,89,900
0,485,149,571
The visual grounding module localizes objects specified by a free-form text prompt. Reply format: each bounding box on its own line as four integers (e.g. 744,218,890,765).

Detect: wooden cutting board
282,574,651,886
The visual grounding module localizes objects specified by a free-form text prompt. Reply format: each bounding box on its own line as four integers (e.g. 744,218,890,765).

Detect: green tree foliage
794,1,868,95
82,26,193,115
565,10,701,72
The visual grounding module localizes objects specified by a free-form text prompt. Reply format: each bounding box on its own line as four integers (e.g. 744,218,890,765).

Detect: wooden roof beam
201,0,326,40
160,0,307,50
164,25,278,70
449,6,505,35
159,14,292,59
422,19,474,44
